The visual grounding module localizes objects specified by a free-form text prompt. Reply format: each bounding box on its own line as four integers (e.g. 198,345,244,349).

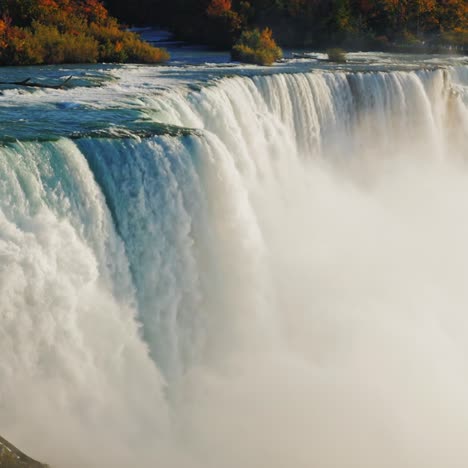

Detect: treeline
0,0,466,65
0,0,169,65
106,0,468,50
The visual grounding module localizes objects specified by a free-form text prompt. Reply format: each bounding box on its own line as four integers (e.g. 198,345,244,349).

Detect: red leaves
207,0,232,17
80,0,108,24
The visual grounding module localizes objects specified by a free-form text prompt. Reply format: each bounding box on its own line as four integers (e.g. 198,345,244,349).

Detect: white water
1,65,468,468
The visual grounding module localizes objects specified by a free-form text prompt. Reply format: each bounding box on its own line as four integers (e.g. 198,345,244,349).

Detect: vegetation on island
0,0,169,65
232,27,282,65
106,0,468,53
327,47,346,63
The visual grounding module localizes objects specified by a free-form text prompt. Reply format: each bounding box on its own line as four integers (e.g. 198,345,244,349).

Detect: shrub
231,27,282,65
0,25,43,65
440,29,468,47
119,32,169,63
64,34,99,63
89,23,169,62
88,20,124,43
327,48,347,63
372,35,390,49
398,30,423,46
32,23,99,63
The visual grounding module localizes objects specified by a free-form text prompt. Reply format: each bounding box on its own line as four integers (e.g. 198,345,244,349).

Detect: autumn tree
205,0,243,47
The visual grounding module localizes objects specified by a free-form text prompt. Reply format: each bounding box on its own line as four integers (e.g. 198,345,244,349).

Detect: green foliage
0,0,170,65
119,33,170,63
441,29,468,47
32,23,99,63
89,22,170,63
327,48,347,63
231,27,282,65
397,30,423,46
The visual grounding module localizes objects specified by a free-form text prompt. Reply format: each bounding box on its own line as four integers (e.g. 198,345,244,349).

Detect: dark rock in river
0,436,48,468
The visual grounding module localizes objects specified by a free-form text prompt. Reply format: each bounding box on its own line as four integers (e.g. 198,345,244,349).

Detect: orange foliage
232,27,282,65
207,0,232,17
38,0,59,9
0,18,7,48
80,0,108,24
0,0,170,65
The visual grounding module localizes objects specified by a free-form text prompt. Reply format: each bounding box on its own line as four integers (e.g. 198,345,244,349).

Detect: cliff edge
0,436,47,468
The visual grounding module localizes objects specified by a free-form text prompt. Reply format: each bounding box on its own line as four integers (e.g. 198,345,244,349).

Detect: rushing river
1,50,468,468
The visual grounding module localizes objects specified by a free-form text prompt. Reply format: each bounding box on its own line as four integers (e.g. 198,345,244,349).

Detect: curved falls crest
1,67,468,467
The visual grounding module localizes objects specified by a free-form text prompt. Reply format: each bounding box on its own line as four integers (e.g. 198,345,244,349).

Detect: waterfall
1,66,468,468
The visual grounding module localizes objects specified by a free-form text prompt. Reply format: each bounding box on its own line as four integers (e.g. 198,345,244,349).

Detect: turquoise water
1,50,466,141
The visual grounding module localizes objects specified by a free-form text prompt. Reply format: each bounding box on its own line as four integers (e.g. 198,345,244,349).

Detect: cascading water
1,63,468,468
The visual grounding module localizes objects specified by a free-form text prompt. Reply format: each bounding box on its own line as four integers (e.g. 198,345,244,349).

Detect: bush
231,27,282,65
398,30,423,46
91,24,169,62
327,48,347,63
372,35,390,50
0,25,43,65
119,32,169,63
32,23,99,63
440,29,468,47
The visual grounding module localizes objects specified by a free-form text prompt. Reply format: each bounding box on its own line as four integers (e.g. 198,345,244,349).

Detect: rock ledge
0,436,48,467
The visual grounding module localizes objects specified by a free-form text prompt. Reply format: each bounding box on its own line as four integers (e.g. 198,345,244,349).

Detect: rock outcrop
0,436,47,468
